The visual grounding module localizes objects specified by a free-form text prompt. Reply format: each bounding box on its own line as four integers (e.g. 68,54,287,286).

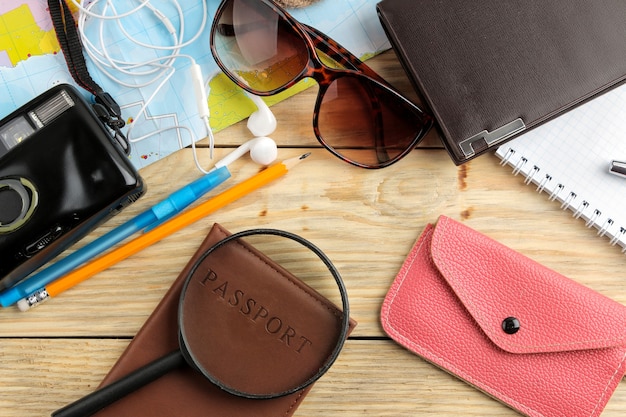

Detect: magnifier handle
52,350,184,417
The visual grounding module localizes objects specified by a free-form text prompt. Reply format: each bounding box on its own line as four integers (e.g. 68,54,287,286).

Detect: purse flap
429,216,626,354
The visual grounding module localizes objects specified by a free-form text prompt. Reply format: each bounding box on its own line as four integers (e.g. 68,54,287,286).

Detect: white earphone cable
74,0,214,173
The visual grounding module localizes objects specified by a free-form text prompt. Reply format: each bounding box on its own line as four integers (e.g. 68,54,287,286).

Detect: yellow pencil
17,153,310,310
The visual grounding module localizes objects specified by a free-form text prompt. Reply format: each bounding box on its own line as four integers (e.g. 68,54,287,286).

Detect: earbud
245,92,277,137
214,136,278,169
197,73,279,173
247,136,278,165
212,91,278,169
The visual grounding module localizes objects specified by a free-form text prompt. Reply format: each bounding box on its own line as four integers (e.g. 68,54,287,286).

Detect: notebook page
495,83,626,252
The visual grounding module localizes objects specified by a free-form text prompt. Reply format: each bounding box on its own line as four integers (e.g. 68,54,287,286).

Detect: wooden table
0,50,624,416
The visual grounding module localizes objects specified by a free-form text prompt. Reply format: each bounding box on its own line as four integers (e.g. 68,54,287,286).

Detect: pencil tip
283,152,311,169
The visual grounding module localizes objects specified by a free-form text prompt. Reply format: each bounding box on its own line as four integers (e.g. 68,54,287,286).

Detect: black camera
0,84,146,290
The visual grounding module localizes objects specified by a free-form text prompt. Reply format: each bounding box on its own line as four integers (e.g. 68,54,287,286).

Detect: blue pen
0,166,231,308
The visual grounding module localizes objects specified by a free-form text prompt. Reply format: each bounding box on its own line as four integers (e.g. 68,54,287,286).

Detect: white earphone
209,92,278,171
245,93,278,138
194,77,278,172
214,136,278,169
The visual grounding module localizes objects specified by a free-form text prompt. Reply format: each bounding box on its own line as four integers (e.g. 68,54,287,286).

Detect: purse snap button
502,317,520,334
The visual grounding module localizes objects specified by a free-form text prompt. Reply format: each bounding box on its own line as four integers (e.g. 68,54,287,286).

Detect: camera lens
0,186,22,225
0,178,37,233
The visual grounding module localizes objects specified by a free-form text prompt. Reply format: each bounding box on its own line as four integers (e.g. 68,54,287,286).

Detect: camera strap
47,0,131,156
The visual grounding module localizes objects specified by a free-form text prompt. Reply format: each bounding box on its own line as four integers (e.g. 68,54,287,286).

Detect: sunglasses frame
210,0,433,168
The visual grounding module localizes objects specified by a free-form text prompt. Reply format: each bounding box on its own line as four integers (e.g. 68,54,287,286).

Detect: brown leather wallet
377,0,626,164
90,223,355,417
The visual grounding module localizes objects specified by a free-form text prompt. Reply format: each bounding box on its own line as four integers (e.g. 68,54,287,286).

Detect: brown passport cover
377,0,626,165
92,223,355,416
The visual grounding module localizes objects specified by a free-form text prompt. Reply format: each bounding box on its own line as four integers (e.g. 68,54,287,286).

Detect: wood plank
1,339,623,416
0,148,623,339
1,47,625,417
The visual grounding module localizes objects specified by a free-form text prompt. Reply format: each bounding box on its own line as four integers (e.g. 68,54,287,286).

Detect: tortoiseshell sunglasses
210,0,433,169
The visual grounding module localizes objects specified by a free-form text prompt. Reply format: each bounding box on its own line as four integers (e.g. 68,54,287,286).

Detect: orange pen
17,153,310,311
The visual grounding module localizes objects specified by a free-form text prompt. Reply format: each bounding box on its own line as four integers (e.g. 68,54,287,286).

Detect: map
0,0,390,170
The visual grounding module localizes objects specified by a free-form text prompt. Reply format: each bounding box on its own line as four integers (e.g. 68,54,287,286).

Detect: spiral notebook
495,82,626,253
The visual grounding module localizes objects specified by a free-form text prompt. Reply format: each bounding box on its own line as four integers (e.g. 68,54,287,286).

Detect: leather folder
377,0,626,165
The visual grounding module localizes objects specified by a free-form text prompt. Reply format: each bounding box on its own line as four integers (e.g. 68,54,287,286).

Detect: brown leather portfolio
89,223,355,416
377,0,626,165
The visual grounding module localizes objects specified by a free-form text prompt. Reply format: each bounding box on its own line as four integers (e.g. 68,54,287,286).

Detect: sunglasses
210,0,433,169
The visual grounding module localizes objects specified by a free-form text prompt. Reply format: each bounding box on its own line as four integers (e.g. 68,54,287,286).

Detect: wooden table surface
0,50,624,416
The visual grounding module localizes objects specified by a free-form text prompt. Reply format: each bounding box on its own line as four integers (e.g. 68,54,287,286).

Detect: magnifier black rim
178,228,350,399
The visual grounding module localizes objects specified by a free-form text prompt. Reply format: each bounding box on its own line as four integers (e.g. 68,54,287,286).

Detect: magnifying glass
53,229,350,417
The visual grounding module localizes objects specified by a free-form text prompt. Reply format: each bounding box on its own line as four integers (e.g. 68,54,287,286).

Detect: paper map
0,0,390,169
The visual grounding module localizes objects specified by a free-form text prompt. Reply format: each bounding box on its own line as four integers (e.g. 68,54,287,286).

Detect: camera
0,84,146,290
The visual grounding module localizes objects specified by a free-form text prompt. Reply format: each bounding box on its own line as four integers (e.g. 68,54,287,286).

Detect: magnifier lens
179,230,348,398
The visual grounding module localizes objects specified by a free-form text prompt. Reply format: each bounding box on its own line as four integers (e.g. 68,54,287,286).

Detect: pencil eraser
16,298,31,312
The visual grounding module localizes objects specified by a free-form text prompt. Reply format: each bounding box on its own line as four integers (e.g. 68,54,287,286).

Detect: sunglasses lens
317,76,430,168
213,0,309,93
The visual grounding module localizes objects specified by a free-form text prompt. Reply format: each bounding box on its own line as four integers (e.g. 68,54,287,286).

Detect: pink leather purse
381,215,626,416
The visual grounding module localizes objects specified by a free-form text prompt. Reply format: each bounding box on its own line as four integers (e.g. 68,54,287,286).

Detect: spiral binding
497,146,626,253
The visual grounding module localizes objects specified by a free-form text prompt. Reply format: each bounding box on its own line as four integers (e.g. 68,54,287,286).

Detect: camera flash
0,116,35,157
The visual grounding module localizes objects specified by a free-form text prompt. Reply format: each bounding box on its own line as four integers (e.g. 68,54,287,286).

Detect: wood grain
0,51,623,416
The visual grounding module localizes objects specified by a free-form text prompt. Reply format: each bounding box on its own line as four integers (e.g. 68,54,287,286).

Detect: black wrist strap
47,0,131,155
